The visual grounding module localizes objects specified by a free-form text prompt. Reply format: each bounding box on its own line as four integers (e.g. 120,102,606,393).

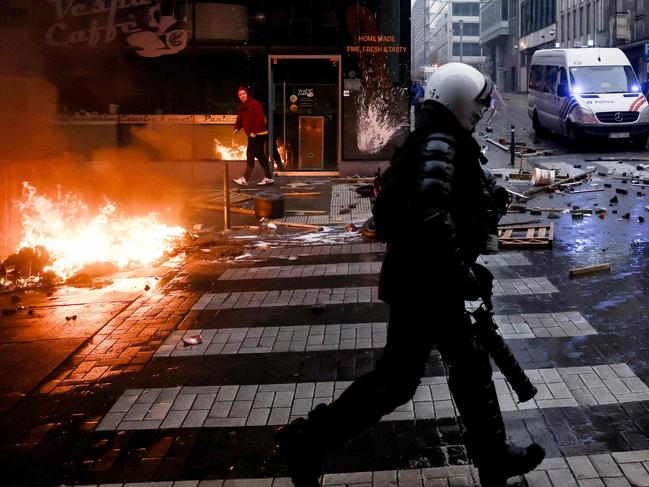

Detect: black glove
461,263,494,301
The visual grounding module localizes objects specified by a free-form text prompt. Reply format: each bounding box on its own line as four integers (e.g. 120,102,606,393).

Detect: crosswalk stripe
191,278,558,311
67,449,649,486
97,364,648,431
154,312,595,358
222,253,533,281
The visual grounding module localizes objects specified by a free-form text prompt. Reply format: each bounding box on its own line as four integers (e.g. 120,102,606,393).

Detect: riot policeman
276,63,545,487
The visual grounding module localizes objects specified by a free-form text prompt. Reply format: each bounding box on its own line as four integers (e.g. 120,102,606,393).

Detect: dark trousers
306,293,505,458
244,134,272,180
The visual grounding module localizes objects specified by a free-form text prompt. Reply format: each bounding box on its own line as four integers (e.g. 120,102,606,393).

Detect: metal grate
595,112,639,123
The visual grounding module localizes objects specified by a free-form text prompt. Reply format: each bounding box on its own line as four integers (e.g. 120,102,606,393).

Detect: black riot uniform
276,101,544,487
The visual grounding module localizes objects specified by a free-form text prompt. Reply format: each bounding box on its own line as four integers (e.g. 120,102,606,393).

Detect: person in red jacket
232,86,274,186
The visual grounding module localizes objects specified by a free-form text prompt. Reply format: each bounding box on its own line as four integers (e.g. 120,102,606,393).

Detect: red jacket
234,95,267,136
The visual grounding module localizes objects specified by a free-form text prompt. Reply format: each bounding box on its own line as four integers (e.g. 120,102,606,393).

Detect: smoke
0,76,187,258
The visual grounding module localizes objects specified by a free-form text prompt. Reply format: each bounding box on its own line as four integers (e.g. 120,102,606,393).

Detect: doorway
268,55,341,173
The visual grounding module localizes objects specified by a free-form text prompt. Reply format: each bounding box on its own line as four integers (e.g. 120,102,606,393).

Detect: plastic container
531,168,555,186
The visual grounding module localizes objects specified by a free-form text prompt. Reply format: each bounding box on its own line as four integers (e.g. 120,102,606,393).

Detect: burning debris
213,138,247,160
1,183,186,291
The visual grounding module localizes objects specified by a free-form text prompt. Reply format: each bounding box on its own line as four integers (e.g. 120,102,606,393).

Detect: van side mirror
641,82,649,96
557,83,568,97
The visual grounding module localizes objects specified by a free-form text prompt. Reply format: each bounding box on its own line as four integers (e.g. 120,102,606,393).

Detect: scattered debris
616,188,628,195
639,216,645,223
355,185,374,197
569,263,611,278
283,192,321,197
498,223,554,249
604,183,612,188
570,188,604,194
345,223,358,232
144,284,150,291
269,221,323,232
525,170,595,197
182,335,203,346
531,168,555,186
622,213,631,219
285,210,327,215
609,196,618,204
191,202,256,216
547,212,561,219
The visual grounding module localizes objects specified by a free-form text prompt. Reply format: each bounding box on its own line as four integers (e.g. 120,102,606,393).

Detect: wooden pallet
498,223,554,248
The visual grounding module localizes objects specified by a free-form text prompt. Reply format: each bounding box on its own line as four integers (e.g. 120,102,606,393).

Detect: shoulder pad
420,132,457,161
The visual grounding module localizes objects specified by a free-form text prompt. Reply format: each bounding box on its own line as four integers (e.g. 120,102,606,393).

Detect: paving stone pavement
154,312,595,357
64,448,649,486
191,278,558,311
97,364,649,431
6,178,649,487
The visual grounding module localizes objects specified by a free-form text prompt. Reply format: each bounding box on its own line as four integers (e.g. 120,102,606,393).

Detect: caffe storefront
32,0,411,177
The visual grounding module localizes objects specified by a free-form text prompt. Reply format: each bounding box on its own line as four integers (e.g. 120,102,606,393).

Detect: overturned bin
254,192,285,219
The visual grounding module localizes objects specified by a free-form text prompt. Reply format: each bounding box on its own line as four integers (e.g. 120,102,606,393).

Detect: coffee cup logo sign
45,0,191,57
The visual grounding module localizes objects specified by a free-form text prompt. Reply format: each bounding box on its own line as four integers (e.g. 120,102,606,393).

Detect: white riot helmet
424,62,500,131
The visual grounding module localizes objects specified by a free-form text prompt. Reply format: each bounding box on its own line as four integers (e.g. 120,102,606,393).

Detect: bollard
223,163,231,230
510,125,515,166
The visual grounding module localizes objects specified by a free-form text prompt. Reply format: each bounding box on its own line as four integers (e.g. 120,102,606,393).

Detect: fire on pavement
0,182,186,290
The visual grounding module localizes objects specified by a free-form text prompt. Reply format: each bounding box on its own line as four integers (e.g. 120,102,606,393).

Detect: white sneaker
257,177,275,186
233,177,248,186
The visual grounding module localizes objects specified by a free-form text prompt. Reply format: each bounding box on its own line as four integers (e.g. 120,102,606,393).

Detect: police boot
275,404,329,487
476,443,545,487
448,347,544,486
455,381,545,486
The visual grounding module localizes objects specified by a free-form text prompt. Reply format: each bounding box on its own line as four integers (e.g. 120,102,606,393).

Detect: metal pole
510,125,516,166
459,19,464,63
283,81,286,170
223,163,231,230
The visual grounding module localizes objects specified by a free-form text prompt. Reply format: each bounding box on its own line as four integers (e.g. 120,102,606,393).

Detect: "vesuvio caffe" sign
45,0,191,57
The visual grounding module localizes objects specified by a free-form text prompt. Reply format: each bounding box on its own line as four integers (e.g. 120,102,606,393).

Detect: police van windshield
569,66,639,94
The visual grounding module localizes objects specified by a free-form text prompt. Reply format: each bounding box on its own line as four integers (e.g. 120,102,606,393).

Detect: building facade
480,0,519,91
411,0,427,79
427,0,486,70
517,0,557,89
3,0,411,175
608,0,649,82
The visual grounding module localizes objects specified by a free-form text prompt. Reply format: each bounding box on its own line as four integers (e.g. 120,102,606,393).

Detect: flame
213,138,247,160
16,182,185,279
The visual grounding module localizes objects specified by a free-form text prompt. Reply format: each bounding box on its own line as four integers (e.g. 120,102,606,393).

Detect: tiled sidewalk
97,364,649,431
191,279,558,311
65,449,649,486
154,312,595,357
249,243,532,268
218,253,533,281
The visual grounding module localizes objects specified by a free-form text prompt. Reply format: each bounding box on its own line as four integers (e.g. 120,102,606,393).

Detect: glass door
269,56,339,171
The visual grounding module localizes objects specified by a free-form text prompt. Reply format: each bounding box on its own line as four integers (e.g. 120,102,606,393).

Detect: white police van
528,48,649,148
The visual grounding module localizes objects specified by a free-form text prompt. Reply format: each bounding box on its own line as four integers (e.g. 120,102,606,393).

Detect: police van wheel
632,134,648,150
532,112,545,135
